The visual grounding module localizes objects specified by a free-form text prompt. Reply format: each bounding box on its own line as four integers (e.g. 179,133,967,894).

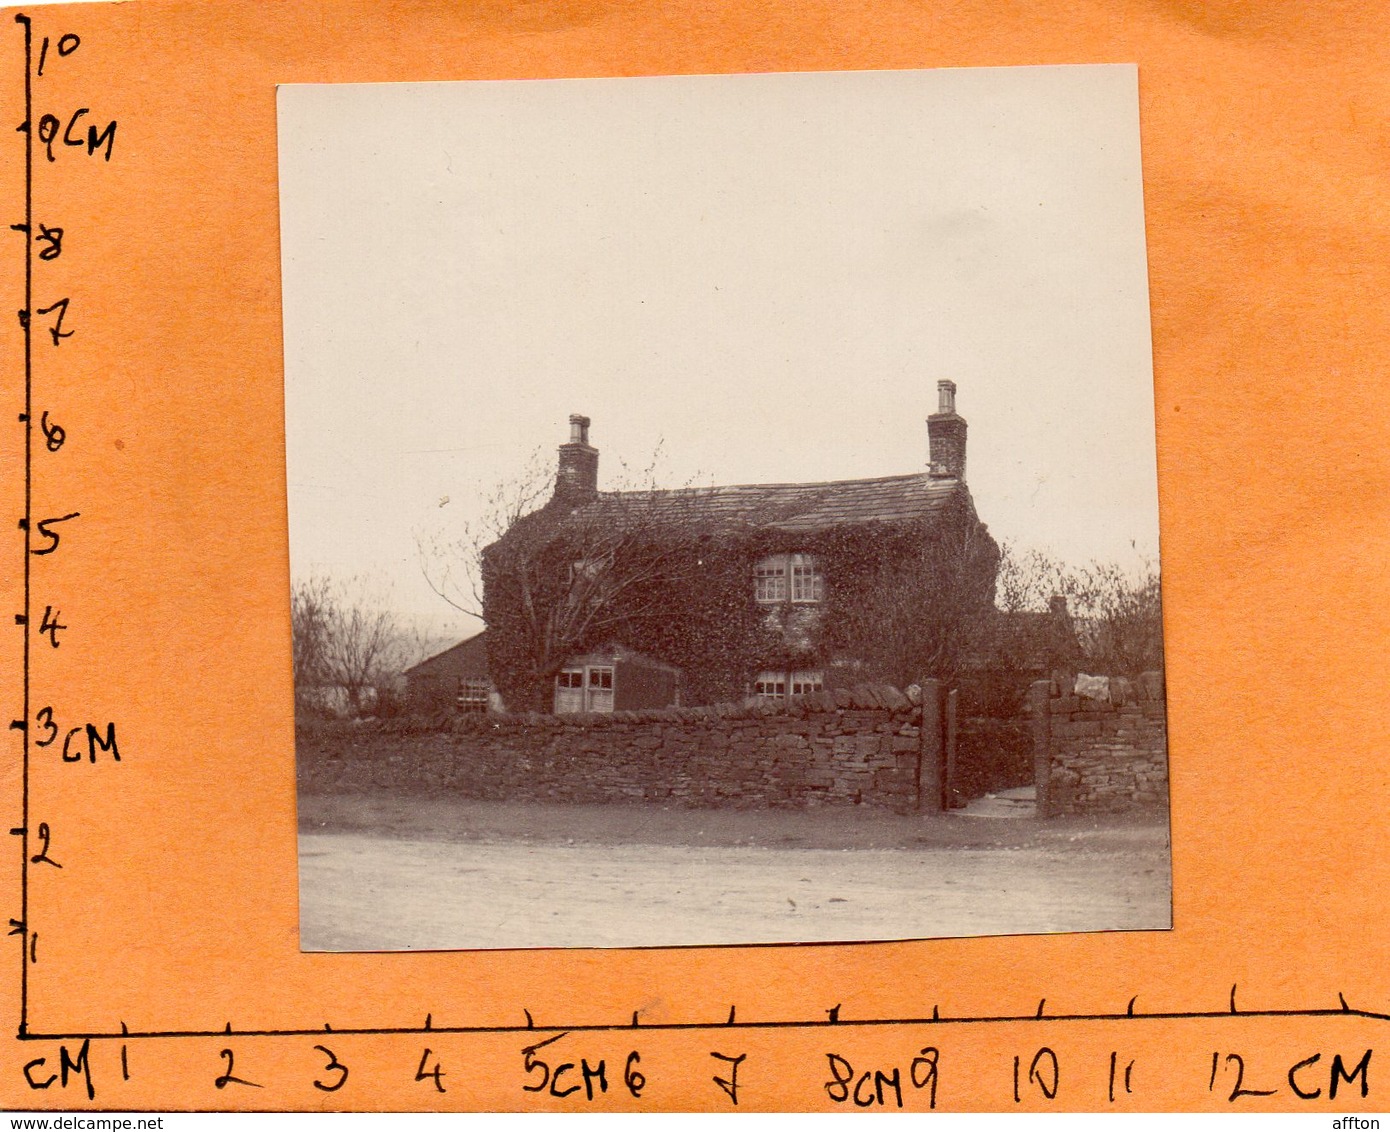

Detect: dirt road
298,794,1171,951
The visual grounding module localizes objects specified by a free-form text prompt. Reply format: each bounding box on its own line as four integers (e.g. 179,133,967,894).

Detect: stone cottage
478,381,1002,714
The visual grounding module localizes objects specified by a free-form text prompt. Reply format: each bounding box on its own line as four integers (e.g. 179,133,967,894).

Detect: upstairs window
755,553,822,604
569,555,612,586
754,558,787,603
790,555,824,603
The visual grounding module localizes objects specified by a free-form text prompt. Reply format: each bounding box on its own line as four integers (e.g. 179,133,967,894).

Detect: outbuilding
404,632,495,714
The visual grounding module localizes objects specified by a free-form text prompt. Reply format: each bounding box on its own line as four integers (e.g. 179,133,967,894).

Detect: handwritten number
40,410,64,451
30,511,79,555
711,1051,745,1107
1222,1053,1276,1102
624,1051,645,1098
214,1048,261,1090
520,1032,566,1093
312,1045,348,1092
36,33,79,76
29,822,60,868
34,707,57,747
1029,1048,1059,1101
37,114,57,161
910,1048,940,1110
35,297,71,345
415,1048,445,1093
35,109,115,162
36,224,62,261
38,606,65,648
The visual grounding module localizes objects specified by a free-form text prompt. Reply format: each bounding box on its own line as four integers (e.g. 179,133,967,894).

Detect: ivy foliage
481,486,1000,712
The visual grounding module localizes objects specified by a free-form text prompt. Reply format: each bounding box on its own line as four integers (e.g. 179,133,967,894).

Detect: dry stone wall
1043,672,1168,815
299,686,927,813
299,674,1170,818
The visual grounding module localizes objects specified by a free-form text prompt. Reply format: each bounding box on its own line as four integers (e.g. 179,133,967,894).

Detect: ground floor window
753,672,786,700
458,677,490,713
754,669,823,700
555,665,615,713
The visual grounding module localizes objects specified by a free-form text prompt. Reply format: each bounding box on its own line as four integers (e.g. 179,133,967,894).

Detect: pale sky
278,65,1158,635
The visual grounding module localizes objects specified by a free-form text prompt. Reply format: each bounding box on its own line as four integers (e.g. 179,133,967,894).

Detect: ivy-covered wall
481,490,999,712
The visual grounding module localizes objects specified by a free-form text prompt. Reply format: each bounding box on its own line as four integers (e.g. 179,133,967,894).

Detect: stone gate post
1029,679,1052,818
944,687,959,808
918,678,944,812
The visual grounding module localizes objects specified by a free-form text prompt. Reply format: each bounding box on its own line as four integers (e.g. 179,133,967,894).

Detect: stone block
1074,673,1111,702
873,768,906,792
879,685,910,712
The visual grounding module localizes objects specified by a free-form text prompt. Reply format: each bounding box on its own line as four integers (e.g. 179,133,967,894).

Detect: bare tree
416,446,553,622
481,484,727,711
417,447,731,711
820,517,1000,688
1067,553,1163,677
995,542,1069,617
995,541,1163,678
290,573,413,716
290,575,334,707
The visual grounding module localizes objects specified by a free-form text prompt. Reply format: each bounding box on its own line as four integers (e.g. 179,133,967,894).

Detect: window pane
754,670,788,699
791,555,823,602
754,556,787,603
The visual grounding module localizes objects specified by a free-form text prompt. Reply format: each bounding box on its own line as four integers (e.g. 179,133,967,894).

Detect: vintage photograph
279,64,1171,950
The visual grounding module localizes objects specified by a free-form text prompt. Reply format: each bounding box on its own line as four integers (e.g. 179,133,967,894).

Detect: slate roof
405,631,489,678
583,472,967,534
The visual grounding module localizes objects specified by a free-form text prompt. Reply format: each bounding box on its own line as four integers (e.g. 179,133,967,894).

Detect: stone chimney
927,380,967,480
554,413,598,504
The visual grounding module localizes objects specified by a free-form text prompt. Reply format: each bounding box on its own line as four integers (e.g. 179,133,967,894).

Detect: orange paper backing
0,0,1386,1112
